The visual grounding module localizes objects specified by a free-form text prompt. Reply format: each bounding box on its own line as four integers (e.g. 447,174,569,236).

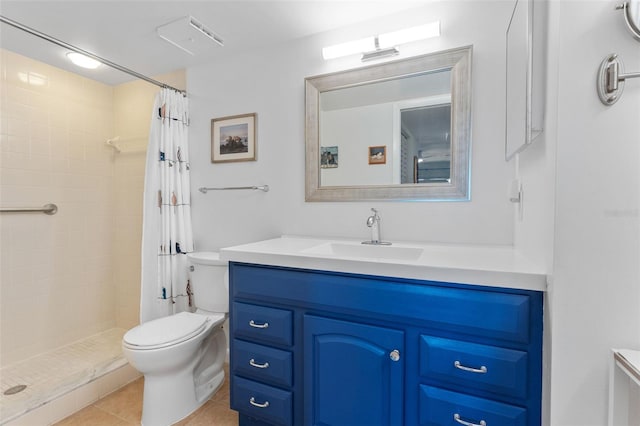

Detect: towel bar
198,185,269,194
0,203,58,215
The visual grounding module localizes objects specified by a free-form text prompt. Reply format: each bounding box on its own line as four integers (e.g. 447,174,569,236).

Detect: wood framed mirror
305,46,472,202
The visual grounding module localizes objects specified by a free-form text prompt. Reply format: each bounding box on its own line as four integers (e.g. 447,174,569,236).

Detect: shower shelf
106,136,148,153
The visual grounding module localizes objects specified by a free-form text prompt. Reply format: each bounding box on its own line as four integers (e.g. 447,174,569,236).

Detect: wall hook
597,54,640,105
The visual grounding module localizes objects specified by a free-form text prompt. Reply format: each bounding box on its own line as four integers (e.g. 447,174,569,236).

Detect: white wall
188,1,517,250
321,104,393,186
516,1,640,425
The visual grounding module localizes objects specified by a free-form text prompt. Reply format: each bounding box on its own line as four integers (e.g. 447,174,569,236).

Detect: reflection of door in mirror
397,102,451,184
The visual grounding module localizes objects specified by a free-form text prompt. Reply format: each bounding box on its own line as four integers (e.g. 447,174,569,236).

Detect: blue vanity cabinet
229,262,544,426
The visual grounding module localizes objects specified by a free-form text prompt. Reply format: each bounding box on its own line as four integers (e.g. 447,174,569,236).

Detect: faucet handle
367,208,379,227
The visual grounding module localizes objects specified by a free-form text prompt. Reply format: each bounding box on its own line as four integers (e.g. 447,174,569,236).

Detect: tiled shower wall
0,48,186,365
0,49,116,366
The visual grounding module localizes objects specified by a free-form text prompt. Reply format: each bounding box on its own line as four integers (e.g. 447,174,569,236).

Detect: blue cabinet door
303,315,404,426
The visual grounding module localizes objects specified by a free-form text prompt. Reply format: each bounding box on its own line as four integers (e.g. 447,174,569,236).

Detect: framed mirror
504,0,544,160
305,46,472,202
620,0,640,41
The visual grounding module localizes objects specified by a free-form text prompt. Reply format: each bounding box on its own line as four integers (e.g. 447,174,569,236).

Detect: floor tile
54,405,131,426
182,400,238,426
54,371,237,426
91,378,144,423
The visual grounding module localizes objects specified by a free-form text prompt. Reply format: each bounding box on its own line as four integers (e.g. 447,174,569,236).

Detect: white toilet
122,252,228,426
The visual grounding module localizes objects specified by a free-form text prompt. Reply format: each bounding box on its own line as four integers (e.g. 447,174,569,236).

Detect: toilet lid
123,312,210,349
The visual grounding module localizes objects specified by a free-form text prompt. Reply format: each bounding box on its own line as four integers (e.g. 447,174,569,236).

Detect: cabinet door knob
249,320,269,329
389,349,400,362
249,397,270,408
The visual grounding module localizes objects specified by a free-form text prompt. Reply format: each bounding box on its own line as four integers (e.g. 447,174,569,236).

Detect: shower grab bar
0,203,58,215
198,185,269,194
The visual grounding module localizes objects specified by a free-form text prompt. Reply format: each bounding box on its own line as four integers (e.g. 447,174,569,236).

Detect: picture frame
320,146,339,168
211,113,256,163
368,145,386,165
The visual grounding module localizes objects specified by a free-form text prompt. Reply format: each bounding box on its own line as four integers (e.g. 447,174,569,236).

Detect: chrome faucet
362,208,391,245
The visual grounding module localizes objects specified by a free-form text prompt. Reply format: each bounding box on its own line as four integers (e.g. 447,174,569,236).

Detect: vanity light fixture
66,52,102,69
322,21,440,61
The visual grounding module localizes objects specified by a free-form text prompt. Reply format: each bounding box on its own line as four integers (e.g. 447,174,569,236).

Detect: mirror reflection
319,70,452,187
401,101,451,184
305,46,472,201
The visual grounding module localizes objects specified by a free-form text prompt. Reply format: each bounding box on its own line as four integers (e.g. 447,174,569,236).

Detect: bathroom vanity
220,236,547,426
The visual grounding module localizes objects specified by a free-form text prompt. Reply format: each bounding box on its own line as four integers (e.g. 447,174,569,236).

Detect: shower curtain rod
0,15,186,95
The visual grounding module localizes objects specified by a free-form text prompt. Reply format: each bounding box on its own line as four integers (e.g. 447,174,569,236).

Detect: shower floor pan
0,328,133,425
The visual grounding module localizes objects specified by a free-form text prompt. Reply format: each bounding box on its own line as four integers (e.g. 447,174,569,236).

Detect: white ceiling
0,1,429,86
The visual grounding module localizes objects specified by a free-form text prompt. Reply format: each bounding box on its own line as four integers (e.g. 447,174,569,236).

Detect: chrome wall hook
597,54,640,105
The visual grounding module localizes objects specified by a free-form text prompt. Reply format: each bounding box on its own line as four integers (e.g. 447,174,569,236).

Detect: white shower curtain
140,88,194,323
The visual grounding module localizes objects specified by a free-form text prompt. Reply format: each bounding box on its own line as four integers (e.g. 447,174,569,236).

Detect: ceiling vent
157,16,224,56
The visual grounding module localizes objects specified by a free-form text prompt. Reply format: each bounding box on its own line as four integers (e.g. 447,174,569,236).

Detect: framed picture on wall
368,145,386,165
211,113,256,163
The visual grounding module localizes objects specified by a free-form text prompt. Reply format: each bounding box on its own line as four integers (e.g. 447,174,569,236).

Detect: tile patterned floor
53,368,237,426
1,328,129,424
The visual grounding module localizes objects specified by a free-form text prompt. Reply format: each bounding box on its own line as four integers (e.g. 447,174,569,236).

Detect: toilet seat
123,312,222,350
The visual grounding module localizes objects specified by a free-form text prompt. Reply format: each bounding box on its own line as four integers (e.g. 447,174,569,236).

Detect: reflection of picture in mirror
321,146,338,168
368,146,386,165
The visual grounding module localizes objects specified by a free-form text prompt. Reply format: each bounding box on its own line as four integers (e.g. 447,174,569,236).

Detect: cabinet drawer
420,385,527,426
420,336,528,399
232,264,534,343
232,302,293,346
234,339,293,387
232,376,292,426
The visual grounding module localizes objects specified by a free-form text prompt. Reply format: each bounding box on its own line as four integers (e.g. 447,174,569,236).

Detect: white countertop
219,235,548,292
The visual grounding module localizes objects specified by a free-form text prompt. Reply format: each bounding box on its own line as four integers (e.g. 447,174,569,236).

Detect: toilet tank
187,252,229,313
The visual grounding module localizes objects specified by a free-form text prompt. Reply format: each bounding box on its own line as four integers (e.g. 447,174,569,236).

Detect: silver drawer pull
454,360,488,374
249,397,270,408
454,413,486,426
249,358,270,369
249,320,269,329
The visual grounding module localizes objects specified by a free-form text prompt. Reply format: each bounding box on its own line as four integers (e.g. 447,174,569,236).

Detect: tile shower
0,49,183,424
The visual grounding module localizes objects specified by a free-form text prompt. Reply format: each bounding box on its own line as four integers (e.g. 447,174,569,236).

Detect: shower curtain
140,88,194,323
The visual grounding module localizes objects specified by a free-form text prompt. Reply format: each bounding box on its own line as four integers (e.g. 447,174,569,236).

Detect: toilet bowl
122,252,229,426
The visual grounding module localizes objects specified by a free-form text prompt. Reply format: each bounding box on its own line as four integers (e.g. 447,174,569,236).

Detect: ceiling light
66,52,102,69
322,21,441,61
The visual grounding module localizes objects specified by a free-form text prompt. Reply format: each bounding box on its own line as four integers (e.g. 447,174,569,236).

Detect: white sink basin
303,242,423,261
